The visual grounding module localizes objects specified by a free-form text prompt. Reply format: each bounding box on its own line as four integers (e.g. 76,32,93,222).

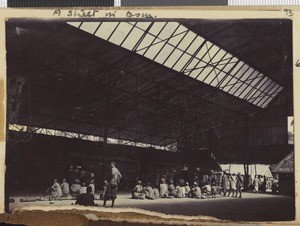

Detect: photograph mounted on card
0,7,298,224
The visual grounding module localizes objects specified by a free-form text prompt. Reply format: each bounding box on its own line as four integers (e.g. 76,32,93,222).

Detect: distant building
271,151,294,196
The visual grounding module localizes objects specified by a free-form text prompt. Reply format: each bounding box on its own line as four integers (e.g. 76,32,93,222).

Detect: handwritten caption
53,9,156,18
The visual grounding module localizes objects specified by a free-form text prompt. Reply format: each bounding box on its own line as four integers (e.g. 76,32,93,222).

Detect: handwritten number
296,59,300,67
284,9,293,17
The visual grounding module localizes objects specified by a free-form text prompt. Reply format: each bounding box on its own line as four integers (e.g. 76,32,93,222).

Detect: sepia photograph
5,17,295,221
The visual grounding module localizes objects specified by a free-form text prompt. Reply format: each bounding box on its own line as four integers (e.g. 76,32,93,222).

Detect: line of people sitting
47,178,95,200
47,165,96,200
131,179,215,200
45,162,122,208
131,171,245,200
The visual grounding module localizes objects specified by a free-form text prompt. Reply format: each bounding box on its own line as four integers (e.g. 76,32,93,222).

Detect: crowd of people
131,167,279,200
131,171,244,200
45,163,279,207
47,162,122,207
47,165,96,200
252,174,279,193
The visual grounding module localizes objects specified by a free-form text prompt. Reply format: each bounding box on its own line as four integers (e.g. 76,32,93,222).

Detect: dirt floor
8,191,295,222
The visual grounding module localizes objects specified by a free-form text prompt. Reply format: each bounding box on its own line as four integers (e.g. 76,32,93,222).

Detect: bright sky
219,164,273,177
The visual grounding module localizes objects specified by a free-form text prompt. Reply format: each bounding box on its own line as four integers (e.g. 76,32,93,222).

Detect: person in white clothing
227,173,237,197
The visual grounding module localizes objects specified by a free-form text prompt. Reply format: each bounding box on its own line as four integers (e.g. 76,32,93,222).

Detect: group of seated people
131,178,215,200
47,165,97,200
132,170,248,200
48,178,95,200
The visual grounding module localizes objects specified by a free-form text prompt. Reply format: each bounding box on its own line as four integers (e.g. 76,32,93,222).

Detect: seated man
211,182,217,198
144,183,155,200
49,179,62,200
159,178,169,198
168,180,176,197
79,183,87,194
185,182,191,198
75,186,96,206
71,179,82,196
192,182,202,199
180,185,187,198
132,180,144,199
202,183,212,194
153,186,160,199
88,180,95,194
175,185,183,198
61,179,70,197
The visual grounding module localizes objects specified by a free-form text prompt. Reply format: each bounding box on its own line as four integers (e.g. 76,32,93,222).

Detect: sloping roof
272,151,294,173
6,19,293,164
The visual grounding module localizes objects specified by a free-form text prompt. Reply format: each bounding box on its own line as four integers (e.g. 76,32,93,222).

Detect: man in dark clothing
68,165,76,185
74,165,81,180
262,175,267,193
75,186,96,206
236,173,243,198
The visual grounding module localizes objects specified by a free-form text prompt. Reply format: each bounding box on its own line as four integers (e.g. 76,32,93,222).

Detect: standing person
111,162,122,183
227,173,236,197
248,175,253,190
272,176,279,193
74,165,81,180
172,169,179,186
201,174,209,187
102,179,117,207
181,164,189,184
236,173,243,198
102,180,110,206
79,169,87,185
109,178,118,207
68,165,76,185
165,169,170,183
259,175,264,191
193,172,200,187
211,172,217,185
253,175,260,194
262,175,267,193
221,172,229,197
109,162,122,207
154,170,160,189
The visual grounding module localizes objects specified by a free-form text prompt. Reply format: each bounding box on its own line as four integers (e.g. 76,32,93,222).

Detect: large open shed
6,18,294,193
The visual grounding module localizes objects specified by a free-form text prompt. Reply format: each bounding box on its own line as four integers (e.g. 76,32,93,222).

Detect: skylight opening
67,21,284,108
